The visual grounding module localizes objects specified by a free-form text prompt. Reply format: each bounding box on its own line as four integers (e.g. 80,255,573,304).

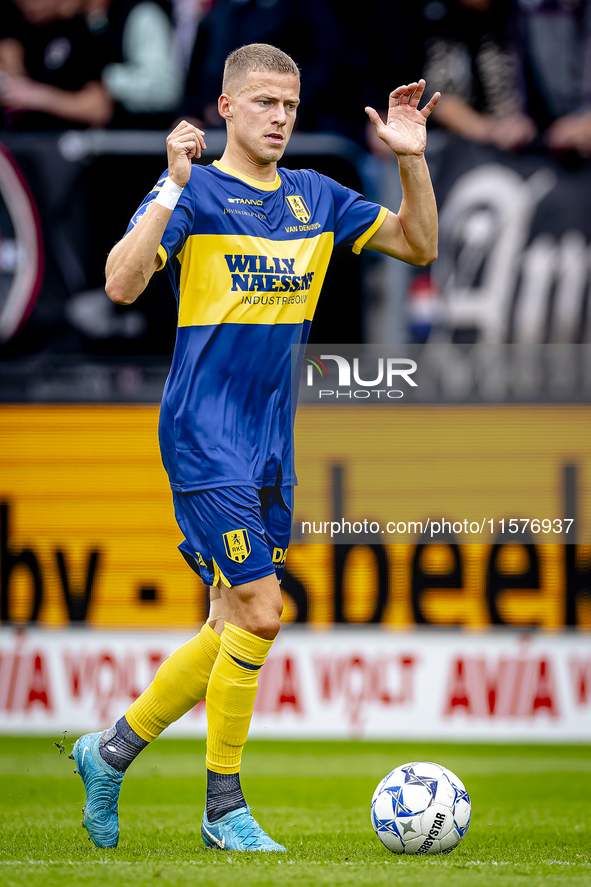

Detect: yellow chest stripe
177,233,334,327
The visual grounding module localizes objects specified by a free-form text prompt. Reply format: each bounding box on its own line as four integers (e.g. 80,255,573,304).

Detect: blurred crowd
0,0,589,158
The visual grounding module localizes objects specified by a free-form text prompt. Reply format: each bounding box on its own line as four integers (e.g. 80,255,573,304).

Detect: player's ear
218,94,233,122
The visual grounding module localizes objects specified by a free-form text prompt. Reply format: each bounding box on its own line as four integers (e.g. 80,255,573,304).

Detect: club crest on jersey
223,529,251,562
286,195,311,224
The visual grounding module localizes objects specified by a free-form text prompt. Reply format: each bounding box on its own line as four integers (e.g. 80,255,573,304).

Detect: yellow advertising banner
0,404,589,629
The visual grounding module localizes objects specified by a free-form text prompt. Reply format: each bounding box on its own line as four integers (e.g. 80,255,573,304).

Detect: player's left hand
365,81,440,157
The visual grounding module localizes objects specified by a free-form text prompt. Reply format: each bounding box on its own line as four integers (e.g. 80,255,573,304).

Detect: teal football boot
201,806,286,852
71,732,124,848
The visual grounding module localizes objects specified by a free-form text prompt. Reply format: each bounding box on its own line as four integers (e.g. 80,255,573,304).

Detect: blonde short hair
222,43,300,94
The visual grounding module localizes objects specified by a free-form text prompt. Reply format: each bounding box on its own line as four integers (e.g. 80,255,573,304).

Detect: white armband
155,177,184,211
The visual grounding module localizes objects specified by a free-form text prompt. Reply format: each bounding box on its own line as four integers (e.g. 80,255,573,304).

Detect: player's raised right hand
166,120,207,188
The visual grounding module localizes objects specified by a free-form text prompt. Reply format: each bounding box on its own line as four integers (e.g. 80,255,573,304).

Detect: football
371,761,471,855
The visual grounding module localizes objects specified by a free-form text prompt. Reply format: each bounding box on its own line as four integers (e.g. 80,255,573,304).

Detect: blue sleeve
126,170,195,267
322,175,387,252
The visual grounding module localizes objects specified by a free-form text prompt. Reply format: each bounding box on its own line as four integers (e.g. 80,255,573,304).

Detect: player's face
226,71,300,165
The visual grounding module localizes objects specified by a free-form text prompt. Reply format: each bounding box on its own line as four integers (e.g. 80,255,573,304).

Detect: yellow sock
206,623,274,774
126,621,221,742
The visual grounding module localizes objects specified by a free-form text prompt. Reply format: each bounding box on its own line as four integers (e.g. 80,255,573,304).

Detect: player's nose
271,106,287,125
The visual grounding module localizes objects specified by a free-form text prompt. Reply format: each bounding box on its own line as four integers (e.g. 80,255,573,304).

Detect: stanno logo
286,195,311,223
223,529,251,562
227,198,263,206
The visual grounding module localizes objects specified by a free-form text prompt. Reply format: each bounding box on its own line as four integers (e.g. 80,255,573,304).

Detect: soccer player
70,43,439,853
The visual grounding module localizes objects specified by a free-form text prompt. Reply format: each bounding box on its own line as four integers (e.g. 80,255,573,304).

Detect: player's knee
247,594,283,640
224,575,283,639
246,607,282,640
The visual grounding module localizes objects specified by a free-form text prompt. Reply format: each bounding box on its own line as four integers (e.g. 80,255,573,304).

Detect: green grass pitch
1,736,590,887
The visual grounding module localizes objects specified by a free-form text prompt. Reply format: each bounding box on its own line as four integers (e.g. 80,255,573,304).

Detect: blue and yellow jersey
127,160,387,492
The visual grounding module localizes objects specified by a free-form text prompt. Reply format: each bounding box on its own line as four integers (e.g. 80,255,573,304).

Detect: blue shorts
173,485,293,588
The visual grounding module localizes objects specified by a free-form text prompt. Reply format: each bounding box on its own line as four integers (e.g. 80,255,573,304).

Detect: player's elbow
105,276,138,305
410,245,438,267
416,252,438,267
